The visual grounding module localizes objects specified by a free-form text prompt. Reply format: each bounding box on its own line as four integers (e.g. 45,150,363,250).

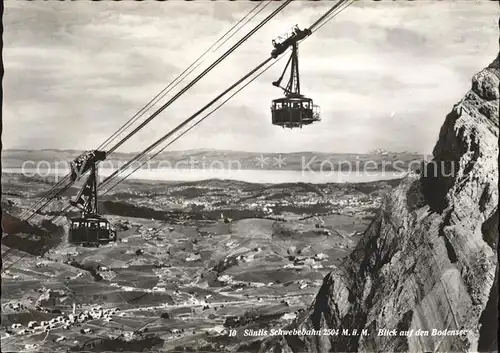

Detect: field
1,173,399,352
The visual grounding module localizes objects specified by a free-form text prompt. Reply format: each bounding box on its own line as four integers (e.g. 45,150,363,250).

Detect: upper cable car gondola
270,25,320,129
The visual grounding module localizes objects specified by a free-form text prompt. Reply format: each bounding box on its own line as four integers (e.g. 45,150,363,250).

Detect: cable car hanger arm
272,54,293,89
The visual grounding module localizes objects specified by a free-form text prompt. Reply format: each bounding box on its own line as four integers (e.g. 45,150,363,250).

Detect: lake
2,167,406,184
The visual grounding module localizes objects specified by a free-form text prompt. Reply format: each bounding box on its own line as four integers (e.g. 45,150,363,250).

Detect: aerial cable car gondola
68,154,116,247
270,25,320,129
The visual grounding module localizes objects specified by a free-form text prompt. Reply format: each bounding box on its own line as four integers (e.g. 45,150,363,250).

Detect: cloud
2,1,498,154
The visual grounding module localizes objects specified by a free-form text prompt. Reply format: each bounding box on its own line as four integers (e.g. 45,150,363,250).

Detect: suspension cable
96,0,270,151
307,0,350,32
99,0,355,195
99,57,273,190
42,56,284,226
106,0,292,155
16,1,272,223
3,0,355,272
17,0,350,227
311,0,354,33
49,1,288,218
19,175,70,219
101,54,289,196
1,1,292,270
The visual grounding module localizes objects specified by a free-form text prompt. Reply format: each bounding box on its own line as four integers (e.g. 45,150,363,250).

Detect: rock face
260,56,499,352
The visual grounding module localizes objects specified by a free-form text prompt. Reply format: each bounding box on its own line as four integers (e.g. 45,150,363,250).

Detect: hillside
1,172,400,352
260,56,499,352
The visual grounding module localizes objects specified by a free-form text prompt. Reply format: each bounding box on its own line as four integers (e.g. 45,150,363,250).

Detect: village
108,179,388,222
0,173,400,352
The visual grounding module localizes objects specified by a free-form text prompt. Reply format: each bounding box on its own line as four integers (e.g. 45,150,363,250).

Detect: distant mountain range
1,149,430,172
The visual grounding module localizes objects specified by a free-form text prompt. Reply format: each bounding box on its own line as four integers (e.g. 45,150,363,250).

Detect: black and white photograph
1,0,498,352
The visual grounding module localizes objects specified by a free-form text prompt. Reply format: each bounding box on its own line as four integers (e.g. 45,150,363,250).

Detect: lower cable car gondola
270,26,320,129
69,215,116,247
68,158,117,246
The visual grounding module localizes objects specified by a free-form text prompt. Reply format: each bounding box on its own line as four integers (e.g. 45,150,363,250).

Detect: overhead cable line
100,54,289,196
19,176,71,220
96,0,270,152
2,0,291,270
16,1,272,224
307,0,350,32
42,63,288,227
22,181,73,223
99,0,353,192
99,57,273,189
3,0,354,272
311,0,354,33
105,0,293,155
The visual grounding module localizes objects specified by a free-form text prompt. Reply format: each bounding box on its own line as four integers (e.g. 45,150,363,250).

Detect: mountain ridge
259,55,499,352
1,148,426,156
1,149,429,172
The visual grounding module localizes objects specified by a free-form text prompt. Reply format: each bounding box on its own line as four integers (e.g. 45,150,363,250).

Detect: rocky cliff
260,55,499,352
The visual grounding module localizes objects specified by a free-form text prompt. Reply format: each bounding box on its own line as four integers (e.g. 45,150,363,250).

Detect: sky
2,0,499,154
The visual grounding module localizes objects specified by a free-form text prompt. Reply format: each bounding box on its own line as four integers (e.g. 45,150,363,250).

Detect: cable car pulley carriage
270,25,320,129
68,151,116,247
